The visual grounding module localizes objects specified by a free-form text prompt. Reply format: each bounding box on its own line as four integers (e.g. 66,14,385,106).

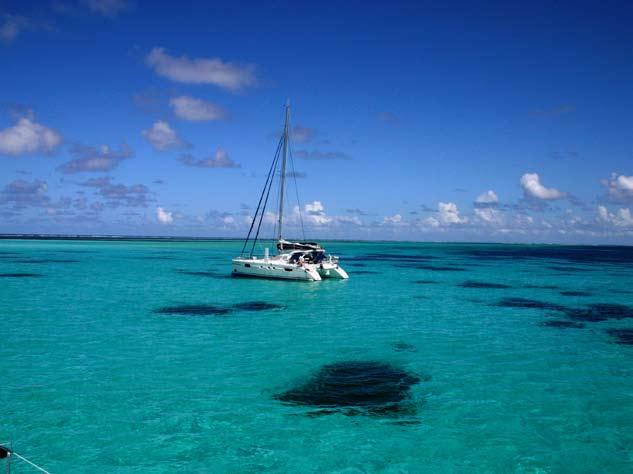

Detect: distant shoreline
0,234,631,247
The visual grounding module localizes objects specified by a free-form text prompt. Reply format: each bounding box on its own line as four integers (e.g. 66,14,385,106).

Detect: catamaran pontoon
232,104,348,281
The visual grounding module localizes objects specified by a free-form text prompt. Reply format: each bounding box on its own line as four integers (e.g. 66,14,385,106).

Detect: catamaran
232,104,349,281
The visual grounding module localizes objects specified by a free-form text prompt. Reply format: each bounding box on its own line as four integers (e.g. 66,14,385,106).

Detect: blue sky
1,0,632,243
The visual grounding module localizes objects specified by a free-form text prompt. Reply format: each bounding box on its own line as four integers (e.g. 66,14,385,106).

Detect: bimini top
277,239,322,251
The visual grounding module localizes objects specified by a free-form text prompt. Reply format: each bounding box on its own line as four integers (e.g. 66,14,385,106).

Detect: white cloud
169,96,227,121
0,117,62,156
604,173,633,202
263,211,277,225
0,179,49,208
142,121,186,151
383,214,403,224
475,190,499,204
304,200,331,225
474,207,502,224
58,143,132,173
597,205,633,227
179,148,239,168
145,48,256,92
422,216,440,227
156,206,173,224
336,215,362,226
80,177,150,207
438,202,467,224
520,173,565,200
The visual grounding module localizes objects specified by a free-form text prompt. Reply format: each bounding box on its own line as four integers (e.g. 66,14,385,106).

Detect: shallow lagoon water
1,239,633,472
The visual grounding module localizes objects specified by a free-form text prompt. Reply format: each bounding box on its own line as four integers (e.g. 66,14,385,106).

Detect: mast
277,102,290,242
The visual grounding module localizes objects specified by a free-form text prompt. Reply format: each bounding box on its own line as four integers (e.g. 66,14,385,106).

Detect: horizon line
0,233,631,248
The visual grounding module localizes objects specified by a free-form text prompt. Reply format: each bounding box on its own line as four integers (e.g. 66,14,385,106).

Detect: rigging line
3,451,51,474
251,150,280,257
289,147,306,240
240,136,283,255
250,142,282,257
251,154,279,257
271,167,279,248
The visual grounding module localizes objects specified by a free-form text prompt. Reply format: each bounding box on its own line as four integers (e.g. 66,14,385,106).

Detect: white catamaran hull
232,258,348,281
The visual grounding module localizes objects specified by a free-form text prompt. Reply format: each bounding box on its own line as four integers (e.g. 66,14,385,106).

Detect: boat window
245,263,251,268
284,268,293,271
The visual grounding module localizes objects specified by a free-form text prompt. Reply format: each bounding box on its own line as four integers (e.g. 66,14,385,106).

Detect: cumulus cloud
475,190,499,205
383,214,403,224
603,173,633,203
336,215,362,226
295,149,351,160
520,173,565,200
145,48,256,92
169,96,227,121
58,143,132,174
0,117,62,156
597,205,633,227
156,206,173,224
422,216,440,227
438,202,467,224
79,177,150,207
474,207,502,224
178,148,239,168
142,121,186,151
0,179,49,208
304,200,331,225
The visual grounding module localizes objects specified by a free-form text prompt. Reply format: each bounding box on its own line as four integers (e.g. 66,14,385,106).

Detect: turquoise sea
2,239,633,473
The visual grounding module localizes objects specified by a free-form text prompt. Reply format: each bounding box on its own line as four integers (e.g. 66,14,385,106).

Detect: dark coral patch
564,304,633,322
175,269,228,278
155,305,231,316
459,281,510,289
133,255,180,260
232,301,284,311
606,329,633,345
404,264,467,272
0,273,43,278
413,280,437,284
460,246,633,265
559,291,592,297
358,254,437,263
612,290,633,295
541,320,585,329
275,361,421,415
548,266,593,273
495,297,566,312
392,342,417,352
498,299,633,323
524,284,560,290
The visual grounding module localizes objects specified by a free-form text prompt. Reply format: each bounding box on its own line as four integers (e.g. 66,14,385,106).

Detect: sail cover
277,240,321,251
